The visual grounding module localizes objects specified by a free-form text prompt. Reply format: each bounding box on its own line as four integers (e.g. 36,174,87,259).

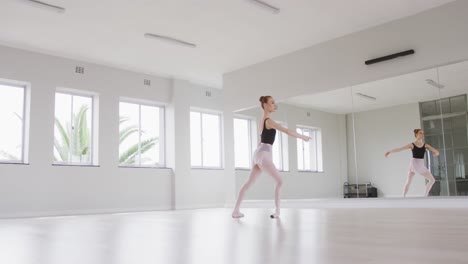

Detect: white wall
348,103,426,197
233,104,347,200
170,80,226,209
0,45,225,217
224,0,468,112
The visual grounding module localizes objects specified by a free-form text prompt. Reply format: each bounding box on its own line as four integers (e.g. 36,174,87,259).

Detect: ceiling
0,0,456,88
284,60,468,114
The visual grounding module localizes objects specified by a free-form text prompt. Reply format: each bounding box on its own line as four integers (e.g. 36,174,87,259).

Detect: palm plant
54,105,91,162
54,107,158,165
119,116,158,165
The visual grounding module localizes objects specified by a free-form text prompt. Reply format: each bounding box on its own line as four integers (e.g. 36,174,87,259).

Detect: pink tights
232,143,283,218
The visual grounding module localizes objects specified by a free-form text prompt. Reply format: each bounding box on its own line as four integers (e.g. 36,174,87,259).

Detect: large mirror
232,88,353,200
351,68,444,198
231,61,468,201
350,61,468,198
438,60,468,196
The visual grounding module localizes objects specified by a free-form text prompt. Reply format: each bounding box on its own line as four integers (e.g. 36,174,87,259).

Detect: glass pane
0,84,24,161
234,118,250,168
71,95,92,164
119,102,140,165
423,119,442,136
202,113,221,167
455,178,468,196
452,130,468,148
450,96,466,113
281,131,289,171
272,131,282,170
297,128,304,171
317,129,323,172
190,112,202,167
54,93,72,162
140,105,160,166
421,101,437,117
438,98,450,114
305,130,312,171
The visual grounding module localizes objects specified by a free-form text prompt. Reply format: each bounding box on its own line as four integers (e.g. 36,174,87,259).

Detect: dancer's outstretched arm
385,144,412,157
267,119,310,141
425,144,440,157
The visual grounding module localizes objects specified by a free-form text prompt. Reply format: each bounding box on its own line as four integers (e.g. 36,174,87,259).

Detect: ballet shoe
270,213,280,219
232,212,245,218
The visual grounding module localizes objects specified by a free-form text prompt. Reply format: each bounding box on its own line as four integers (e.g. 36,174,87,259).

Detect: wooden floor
1,204,468,264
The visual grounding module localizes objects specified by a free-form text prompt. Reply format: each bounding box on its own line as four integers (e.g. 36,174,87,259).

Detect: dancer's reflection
385,129,439,197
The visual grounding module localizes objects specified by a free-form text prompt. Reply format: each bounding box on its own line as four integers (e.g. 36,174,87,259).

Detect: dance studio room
1,0,468,263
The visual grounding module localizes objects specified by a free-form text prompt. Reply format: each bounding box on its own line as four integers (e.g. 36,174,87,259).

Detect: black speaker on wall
365,49,415,65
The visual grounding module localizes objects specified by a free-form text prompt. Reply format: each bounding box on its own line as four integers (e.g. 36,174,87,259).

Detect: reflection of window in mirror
296,126,323,172
190,110,223,168
233,117,257,169
272,121,289,171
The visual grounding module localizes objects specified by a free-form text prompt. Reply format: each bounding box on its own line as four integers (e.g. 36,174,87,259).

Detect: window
119,101,165,167
272,122,289,171
297,126,323,172
190,110,222,168
54,91,95,165
0,82,27,163
234,117,257,169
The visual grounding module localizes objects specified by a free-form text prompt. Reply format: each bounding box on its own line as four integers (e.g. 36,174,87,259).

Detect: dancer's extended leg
403,171,415,197
422,172,436,197
259,160,283,218
232,165,262,218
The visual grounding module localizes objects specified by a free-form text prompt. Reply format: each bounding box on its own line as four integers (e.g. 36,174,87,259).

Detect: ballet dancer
385,129,439,197
232,96,311,219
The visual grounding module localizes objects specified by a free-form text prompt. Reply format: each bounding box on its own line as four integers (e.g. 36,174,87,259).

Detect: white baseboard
175,203,226,210
0,206,173,219
225,197,468,209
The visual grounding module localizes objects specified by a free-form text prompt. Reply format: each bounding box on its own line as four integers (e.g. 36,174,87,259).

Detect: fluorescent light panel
144,33,196,48
356,93,377,101
26,0,65,13
248,0,280,14
426,79,445,89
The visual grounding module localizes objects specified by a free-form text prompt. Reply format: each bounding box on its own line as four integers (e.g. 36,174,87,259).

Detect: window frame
53,89,96,166
296,125,323,173
233,116,257,170
271,121,289,172
190,109,223,169
118,98,166,168
0,79,29,164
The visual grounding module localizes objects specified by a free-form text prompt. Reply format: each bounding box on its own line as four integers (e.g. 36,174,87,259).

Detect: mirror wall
232,60,468,199
233,88,353,200
438,61,468,196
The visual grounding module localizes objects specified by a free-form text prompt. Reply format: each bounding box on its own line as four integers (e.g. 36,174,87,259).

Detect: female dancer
232,96,310,218
385,129,439,197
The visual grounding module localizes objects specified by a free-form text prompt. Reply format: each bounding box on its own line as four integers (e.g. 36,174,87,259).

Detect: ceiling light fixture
426,79,445,89
26,0,65,13
356,93,377,101
144,33,196,48
248,0,280,14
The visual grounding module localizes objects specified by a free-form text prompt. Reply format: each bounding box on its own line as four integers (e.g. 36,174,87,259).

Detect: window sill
0,162,29,165
298,170,325,173
191,167,224,170
52,163,100,167
119,166,171,169
235,168,252,171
